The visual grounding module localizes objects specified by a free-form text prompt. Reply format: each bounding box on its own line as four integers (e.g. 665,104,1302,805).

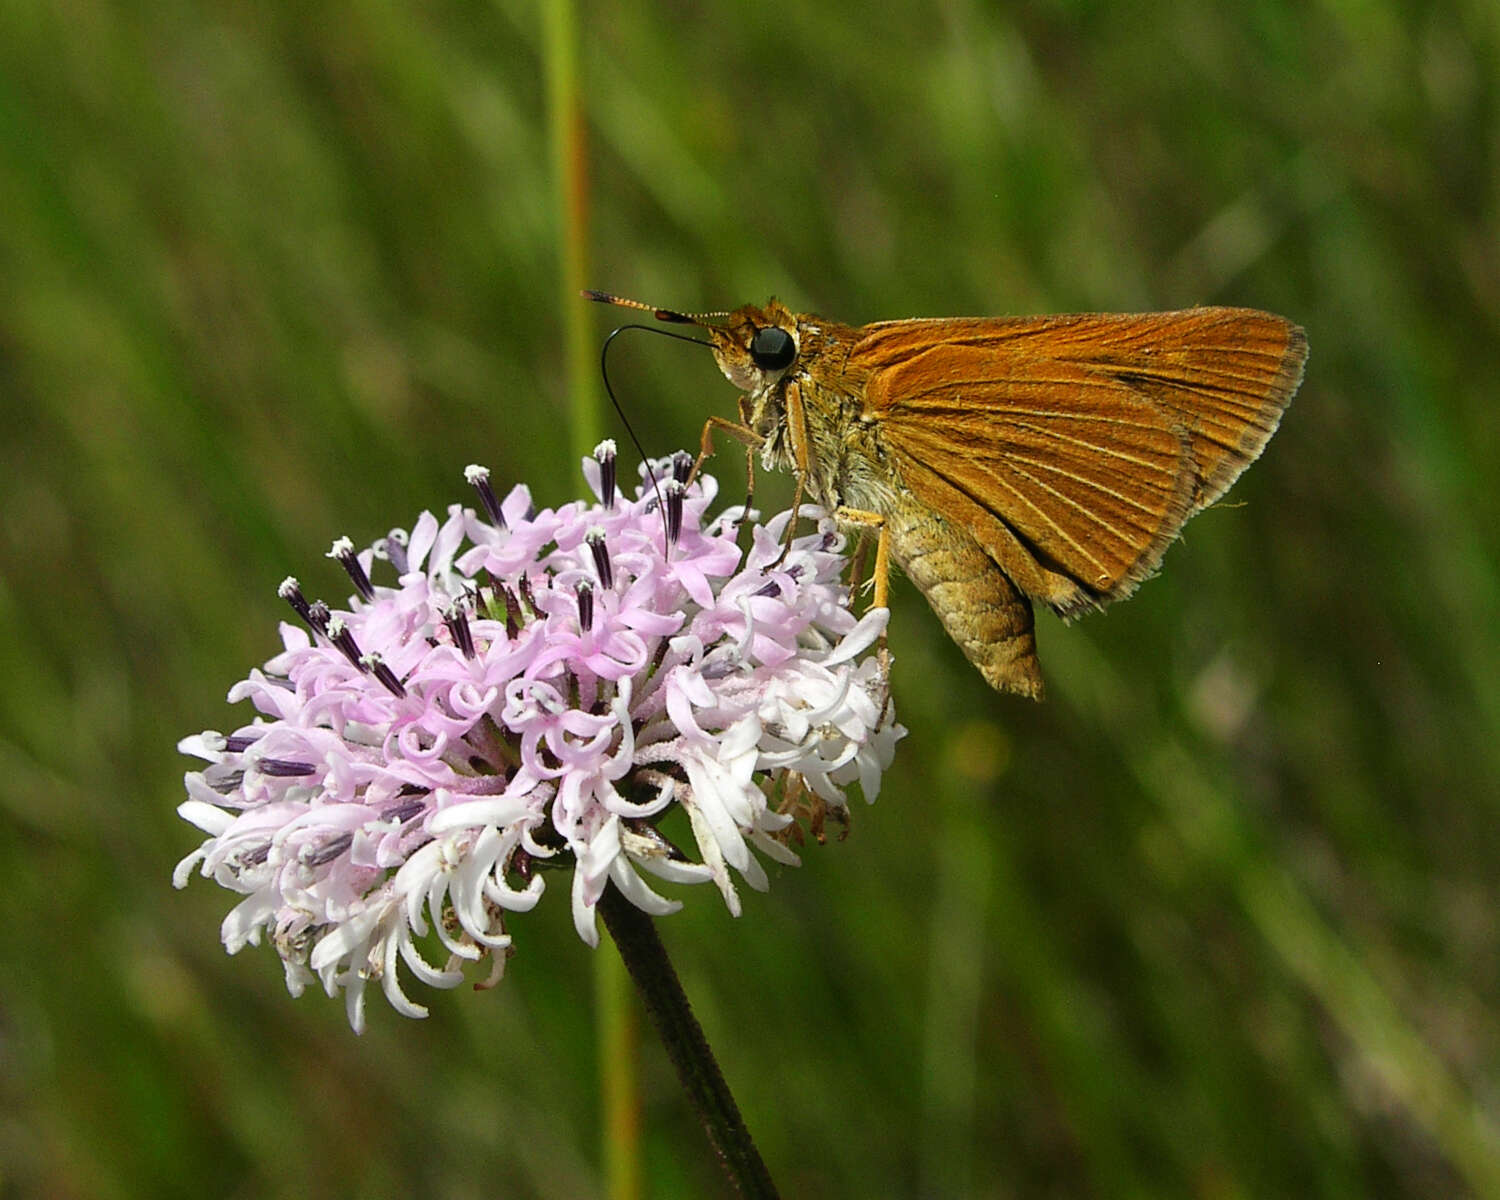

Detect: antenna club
582,288,733,327
581,289,672,318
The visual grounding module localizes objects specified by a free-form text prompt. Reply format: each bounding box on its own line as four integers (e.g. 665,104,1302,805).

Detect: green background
3,1,1498,1196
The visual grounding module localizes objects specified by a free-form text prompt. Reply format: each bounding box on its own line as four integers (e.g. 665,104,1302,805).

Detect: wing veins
1002,418,1181,486
955,456,1122,583
992,445,1175,520
988,458,1152,576
911,452,1109,593
891,412,1178,516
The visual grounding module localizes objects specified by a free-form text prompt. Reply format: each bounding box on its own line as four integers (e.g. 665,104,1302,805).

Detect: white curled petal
608,856,683,917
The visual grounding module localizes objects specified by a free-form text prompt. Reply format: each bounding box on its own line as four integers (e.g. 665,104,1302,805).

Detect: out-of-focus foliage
1,1,1497,1196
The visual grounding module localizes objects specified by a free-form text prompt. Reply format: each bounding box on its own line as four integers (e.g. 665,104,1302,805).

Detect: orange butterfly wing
857,308,1306,616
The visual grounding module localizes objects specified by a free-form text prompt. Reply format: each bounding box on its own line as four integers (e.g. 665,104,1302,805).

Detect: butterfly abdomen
884,493,1045,698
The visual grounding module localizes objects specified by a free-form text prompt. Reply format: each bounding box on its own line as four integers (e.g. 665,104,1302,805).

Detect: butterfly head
583,290,802,395
702,300,801,394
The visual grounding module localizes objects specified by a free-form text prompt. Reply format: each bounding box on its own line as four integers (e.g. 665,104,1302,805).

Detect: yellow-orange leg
774,381,816,562
832,506,890,609
774,474,806,566
691,414,760,527
834,506,893,711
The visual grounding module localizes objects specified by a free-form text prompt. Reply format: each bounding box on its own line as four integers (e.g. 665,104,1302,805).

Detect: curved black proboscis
599,323,714,553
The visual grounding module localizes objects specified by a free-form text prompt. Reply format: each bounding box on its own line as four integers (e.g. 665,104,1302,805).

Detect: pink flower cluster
175,448,903,1031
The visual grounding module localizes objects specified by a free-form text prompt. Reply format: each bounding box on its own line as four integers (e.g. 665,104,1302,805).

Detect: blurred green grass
2,1,1498,1196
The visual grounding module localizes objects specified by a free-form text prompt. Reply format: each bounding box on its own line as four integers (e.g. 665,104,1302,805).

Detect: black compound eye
748,326,797,371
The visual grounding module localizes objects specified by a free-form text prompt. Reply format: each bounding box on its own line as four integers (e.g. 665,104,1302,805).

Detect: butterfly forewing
870,357,1194,611
858,308,1306,615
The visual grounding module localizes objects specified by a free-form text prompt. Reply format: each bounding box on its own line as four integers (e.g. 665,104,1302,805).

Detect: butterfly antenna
583,290,731,327
598,321,713,553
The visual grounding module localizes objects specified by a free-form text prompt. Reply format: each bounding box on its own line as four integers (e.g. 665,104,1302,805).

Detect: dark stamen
671,451,693,484
663,479,685,547
444,601,476,659
577,579,595,633
384,796,428,824
700,652,738,680
465,464,508,529
278,578,326,635
363,652,407,698
753,564,801,597
325,617,365,669
518,573,539,615
327,537,375,602
259,757,318,777
204,765,245,794
306,832,354,867
594,439,618,509
306,600,332,637
224,734,261,753
382,529,411,576
585,527,613,589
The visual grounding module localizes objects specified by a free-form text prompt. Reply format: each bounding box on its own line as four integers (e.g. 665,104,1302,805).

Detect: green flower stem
598,884,780,1200
544,0,602,465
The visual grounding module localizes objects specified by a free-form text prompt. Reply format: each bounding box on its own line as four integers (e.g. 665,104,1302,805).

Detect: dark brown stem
597,884,779,1199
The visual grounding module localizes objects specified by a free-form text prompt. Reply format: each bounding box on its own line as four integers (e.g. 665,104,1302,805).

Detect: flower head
175,447,903,1031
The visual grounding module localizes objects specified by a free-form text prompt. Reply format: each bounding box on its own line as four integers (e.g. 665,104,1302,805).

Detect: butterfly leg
833,506,893,710
832,507,890,607
770,382,821,563
692,413,760,527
